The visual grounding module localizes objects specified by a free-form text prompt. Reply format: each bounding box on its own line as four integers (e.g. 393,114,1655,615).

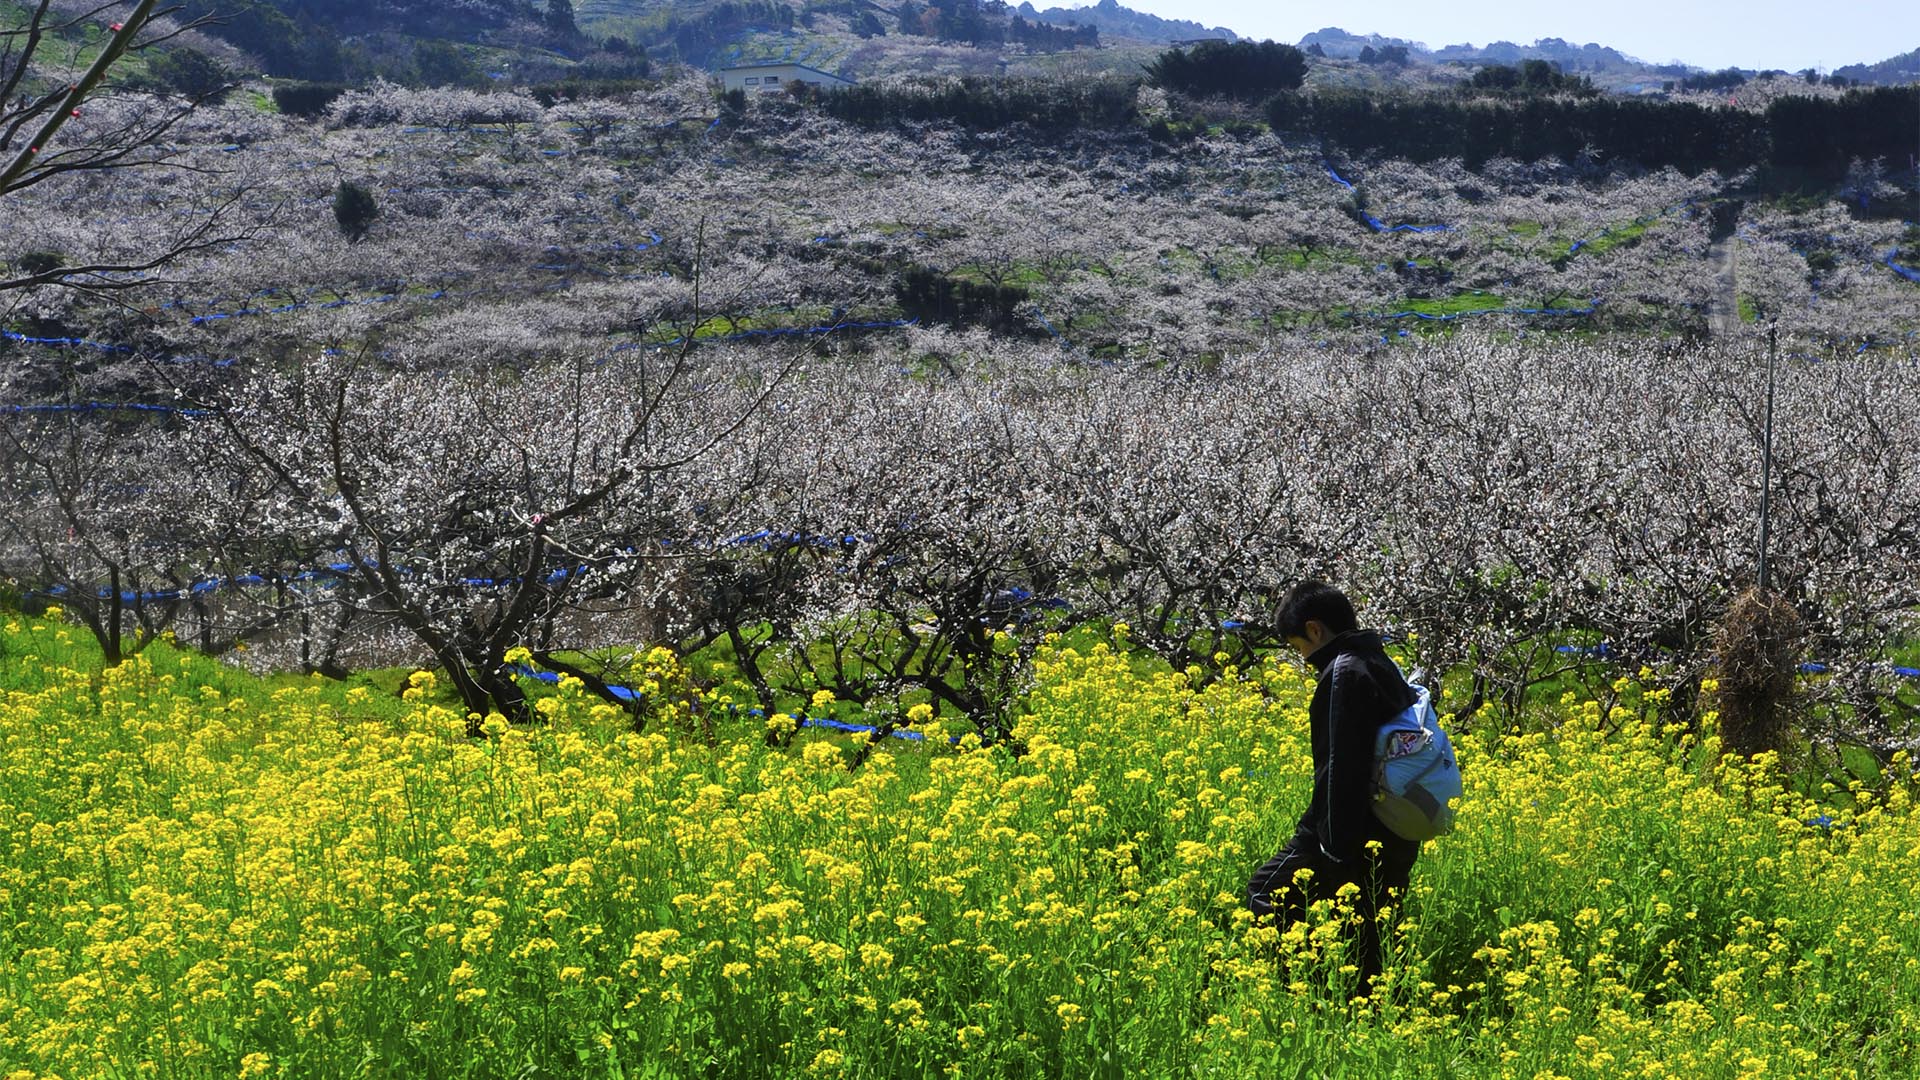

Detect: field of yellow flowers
3,610,1919,1079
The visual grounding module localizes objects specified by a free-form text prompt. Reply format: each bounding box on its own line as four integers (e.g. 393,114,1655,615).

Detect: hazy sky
1073,1,1920,72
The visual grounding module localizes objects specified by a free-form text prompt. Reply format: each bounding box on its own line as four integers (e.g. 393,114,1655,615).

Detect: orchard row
5,330,1916,759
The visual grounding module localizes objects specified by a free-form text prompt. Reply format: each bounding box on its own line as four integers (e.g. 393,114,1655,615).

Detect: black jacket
1293,630,1422,865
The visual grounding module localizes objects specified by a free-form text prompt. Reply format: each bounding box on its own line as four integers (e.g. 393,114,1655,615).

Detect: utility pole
1757,323,1778,592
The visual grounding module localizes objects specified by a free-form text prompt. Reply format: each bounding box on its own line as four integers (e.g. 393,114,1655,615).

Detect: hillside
1020,0,1236,44
1834,45,1920,85
130,1,1917,92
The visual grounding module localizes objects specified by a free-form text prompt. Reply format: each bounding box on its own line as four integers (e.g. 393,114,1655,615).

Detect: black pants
1246,838,1417,997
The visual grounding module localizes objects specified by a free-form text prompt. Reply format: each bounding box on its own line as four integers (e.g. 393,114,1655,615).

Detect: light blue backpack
1372,681,1462,842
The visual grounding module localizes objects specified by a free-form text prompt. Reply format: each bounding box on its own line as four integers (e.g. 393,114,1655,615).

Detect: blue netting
508,663,644,702
46,584,189,604
3,402,209,417
1555,643,1615,658
1887,248,1920,283
2,329,131,351
1325,163,1450,232
1032,307,1076,351
719,528,872,550
1362,212,1448,234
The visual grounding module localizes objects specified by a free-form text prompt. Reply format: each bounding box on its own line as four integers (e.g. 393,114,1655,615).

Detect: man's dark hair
1275,580,1358,638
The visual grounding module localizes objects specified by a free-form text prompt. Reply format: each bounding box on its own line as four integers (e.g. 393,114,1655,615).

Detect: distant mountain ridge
1300,26,1651,73
1020,0,1236,44
1833,46,1920,85
1296,27,1421,58
1433,38,1646,73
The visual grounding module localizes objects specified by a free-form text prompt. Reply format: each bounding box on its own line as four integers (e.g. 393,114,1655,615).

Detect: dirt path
1704,204,1742,337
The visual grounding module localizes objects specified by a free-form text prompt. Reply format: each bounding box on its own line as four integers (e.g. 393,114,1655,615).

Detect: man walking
1247,580,1421,997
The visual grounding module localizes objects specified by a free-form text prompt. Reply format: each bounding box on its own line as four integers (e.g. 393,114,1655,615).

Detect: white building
719,62,856,94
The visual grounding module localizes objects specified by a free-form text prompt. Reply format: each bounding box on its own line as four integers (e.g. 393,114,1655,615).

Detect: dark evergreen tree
414,40,481,87
897,0,926,34
143,47,235,103
164,2,344,80
272,82,348,117
1146,40,1307,100
547,0,579,37
1680,68,1748,92
1468,61,1596,97
822,75,1137,132
333,181,380,243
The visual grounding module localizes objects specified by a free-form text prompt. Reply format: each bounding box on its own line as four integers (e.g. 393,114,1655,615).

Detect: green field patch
1399,291,1509,317
947,262,1048,288
1156,247,1205,274
633,304,849,345
1258,246,1363,270
1569,217,1656,258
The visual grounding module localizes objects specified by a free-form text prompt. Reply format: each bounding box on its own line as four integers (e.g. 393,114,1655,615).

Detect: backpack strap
1397,780,1448,823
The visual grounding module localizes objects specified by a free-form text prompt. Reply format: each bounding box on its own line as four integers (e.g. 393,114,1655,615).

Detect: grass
0,2,159,88
1399,291,1510,317
946,262,1049,288
1569,217,1655,258
1150,246,1369,284
1258,246,1362,270
633,304,846,344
